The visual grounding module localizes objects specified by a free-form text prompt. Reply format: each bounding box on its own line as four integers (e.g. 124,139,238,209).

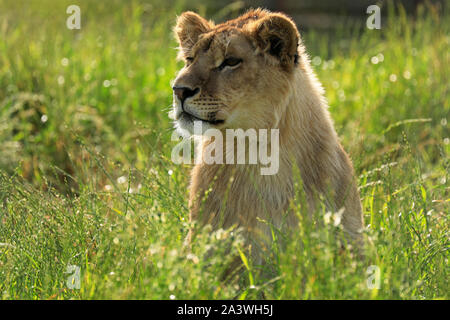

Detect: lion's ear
174,12,212,52
249,13,300,69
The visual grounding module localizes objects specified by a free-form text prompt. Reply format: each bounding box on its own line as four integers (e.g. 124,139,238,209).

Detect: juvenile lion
170,9,364,262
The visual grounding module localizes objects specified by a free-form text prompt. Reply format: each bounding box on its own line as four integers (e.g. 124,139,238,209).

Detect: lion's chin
175,115,208,138
175,111,225,138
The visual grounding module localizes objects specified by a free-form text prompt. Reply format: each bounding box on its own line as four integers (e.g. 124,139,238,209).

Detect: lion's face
170,9,301,135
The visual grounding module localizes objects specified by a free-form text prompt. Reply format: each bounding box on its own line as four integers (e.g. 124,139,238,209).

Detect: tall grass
0,0,448,299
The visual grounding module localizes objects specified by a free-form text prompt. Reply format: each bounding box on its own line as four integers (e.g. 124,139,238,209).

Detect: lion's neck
277,67,341,190
286,69,337,139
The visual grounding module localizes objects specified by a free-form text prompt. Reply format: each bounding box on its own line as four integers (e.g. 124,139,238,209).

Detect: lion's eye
219,57,242,70
186,57,194,64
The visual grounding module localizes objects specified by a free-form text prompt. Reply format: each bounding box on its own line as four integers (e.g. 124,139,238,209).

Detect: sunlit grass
0,0,448,299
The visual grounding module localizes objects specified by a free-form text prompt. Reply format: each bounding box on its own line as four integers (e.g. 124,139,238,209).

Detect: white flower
187,253,199,264
57,75,65,85
403,70,411,80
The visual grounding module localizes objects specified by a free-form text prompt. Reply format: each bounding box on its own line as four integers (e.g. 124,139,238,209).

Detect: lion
170,9,364,263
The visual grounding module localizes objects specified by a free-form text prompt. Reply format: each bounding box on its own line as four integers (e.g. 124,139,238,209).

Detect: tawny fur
171,9,364,262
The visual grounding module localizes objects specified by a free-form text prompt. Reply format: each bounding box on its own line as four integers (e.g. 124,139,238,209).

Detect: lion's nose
173,86,200,103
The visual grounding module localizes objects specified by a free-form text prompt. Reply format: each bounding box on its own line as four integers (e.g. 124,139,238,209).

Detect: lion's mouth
180,111,224,125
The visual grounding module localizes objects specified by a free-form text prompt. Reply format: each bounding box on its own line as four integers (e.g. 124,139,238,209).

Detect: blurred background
199,0,445,29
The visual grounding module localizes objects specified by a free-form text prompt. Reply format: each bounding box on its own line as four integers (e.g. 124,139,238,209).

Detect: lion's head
170,9,302,135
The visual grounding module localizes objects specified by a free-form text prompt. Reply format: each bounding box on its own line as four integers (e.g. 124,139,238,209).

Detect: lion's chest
191,163,294,232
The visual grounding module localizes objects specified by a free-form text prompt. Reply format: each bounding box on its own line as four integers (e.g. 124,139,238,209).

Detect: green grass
0,0,448,299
